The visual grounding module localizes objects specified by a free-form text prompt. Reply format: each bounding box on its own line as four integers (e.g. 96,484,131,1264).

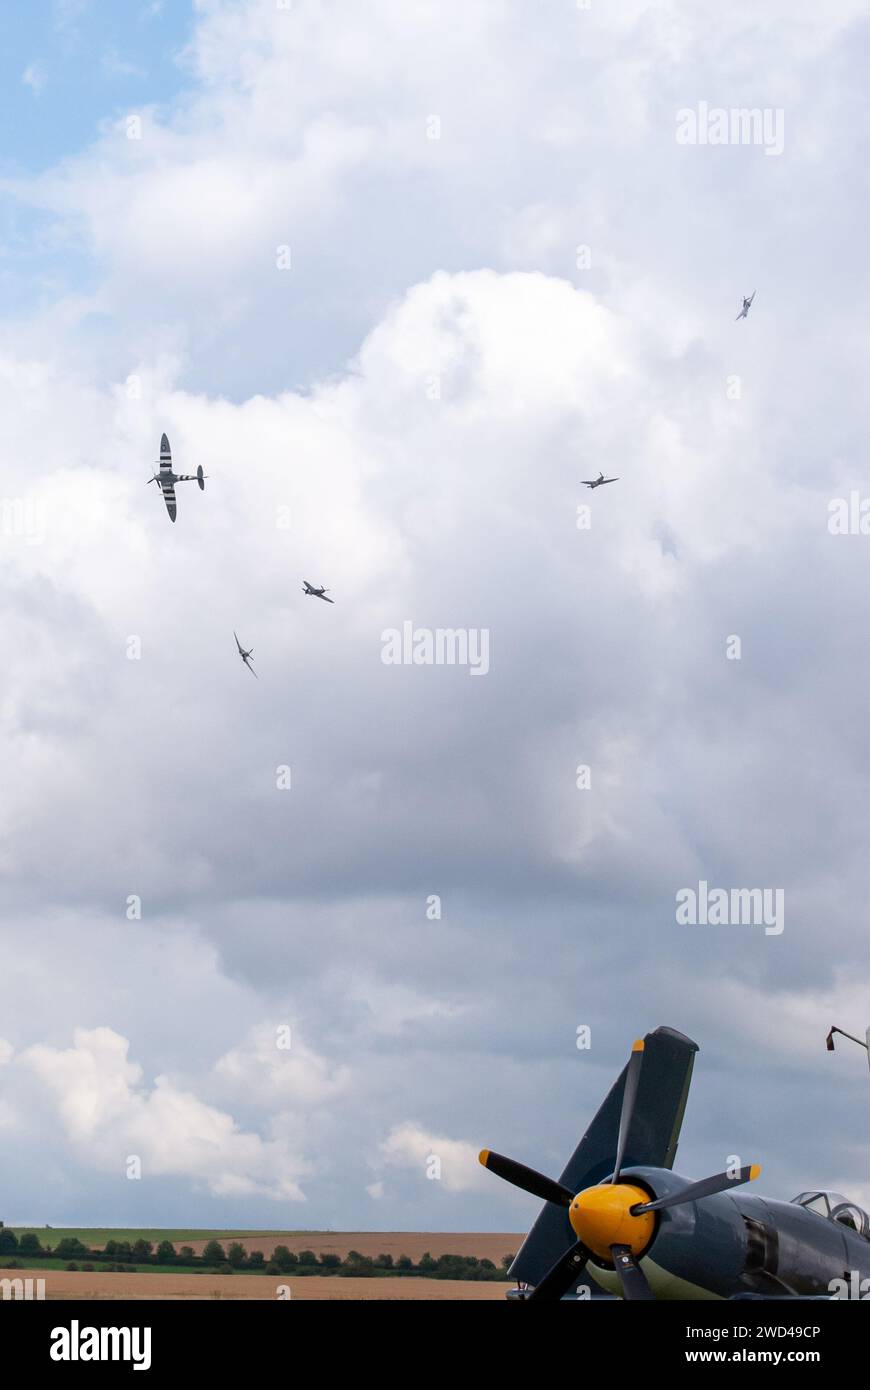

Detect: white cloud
0,249,868,1221
21,64,46,97
379,1122,486,1194
101,47,146,81
213,1024,350,1108
22,1028,310,1200
6,0,862,403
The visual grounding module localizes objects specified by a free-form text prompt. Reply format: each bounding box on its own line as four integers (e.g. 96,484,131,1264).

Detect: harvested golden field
21,1268,510,1301
179,1232,522,1263
277,1278,509,1301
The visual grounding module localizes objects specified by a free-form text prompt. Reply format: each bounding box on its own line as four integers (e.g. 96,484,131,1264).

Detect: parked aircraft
481,1027,870,1299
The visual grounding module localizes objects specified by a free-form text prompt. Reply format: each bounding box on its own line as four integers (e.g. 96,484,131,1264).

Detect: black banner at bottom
2,1293,864,1375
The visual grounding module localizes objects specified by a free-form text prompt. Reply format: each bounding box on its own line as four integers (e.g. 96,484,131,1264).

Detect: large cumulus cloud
2,0,870,1231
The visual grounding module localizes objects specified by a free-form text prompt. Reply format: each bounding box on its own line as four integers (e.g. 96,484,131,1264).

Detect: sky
2,0,870,1236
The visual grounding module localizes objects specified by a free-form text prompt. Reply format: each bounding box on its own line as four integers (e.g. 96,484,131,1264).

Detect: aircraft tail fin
508,1026,698,1287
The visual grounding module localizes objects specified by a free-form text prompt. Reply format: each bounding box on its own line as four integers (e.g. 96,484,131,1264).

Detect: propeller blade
526,1240,591,1302
632,1164,761,1215
611,1039,644,1184
610,1244,655,1301
478,1150,573,1207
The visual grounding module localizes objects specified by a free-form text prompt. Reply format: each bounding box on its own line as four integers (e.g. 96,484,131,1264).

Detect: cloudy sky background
2,0,870,1234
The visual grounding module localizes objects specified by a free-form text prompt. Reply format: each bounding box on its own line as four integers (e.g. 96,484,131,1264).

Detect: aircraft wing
162,485,177,522
159,433,172,472
508,1026,698,1288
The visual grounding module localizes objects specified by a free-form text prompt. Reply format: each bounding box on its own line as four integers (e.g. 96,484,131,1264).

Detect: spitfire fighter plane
303,580,334,603
582,472,619,490
736,291,756,321
147,434,206,522
481,1026,870,1300
233,632,257,678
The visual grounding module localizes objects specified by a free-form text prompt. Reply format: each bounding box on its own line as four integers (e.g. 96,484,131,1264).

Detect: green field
2,1258,209,1274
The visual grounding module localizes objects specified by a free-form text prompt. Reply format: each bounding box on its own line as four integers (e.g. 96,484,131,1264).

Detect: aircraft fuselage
583,1167,870,1300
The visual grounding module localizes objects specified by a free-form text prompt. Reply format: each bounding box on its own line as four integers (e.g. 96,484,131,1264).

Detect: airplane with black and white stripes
147,433,207,522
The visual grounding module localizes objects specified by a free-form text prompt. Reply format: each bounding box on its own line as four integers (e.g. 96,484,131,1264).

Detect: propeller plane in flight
736,290,756,321
234,632,257,678
303,580,334,603
481,1026,870,1300
582,472,619,490
147,434,206,522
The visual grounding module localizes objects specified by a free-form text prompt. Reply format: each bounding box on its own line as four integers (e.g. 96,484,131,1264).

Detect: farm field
10,1267,511,1301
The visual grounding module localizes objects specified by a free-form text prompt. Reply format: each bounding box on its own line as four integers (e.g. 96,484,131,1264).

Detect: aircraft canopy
792,1190,870,1236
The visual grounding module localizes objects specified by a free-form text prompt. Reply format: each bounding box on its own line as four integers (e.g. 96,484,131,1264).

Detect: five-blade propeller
478,1036,760,1303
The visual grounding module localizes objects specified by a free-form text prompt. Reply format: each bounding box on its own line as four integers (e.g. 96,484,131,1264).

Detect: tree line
0,1228,514,1280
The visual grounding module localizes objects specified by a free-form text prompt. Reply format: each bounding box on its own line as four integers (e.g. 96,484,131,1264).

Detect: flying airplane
233,632,257,678
147,434,206,522
303,580,334,603
582,472,619,489
481,1027,870,1300
736,291,756,321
